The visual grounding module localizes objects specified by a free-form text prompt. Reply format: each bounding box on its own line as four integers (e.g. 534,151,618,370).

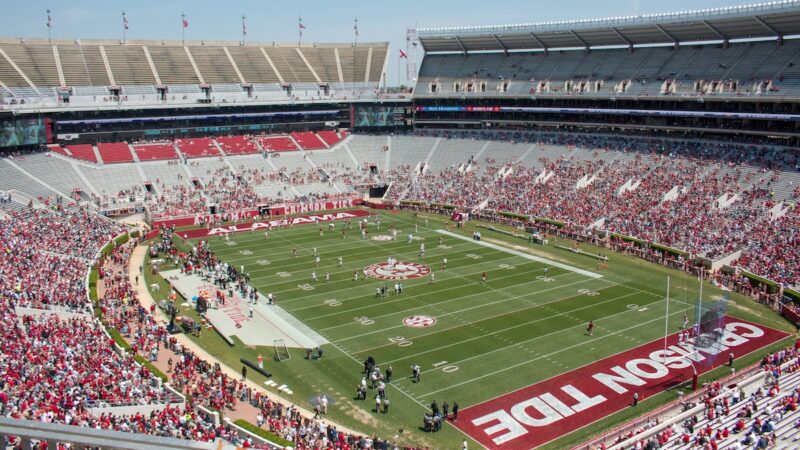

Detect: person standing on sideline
481,272,487,285
683,314,689,329
385,365,393,382
451,402,459,421
375,394,382,413
429,272,435,284
241,365,247,381
442,400,450,420
632,392,639,406
729,352,735,366
587,320,594,336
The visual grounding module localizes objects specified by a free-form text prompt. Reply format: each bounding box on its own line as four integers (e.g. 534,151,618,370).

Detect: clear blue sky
1,0,758,86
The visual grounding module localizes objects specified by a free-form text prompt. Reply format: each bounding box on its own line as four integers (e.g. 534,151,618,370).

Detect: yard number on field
389,336,413,347
432,360,459,373
354,316,375,325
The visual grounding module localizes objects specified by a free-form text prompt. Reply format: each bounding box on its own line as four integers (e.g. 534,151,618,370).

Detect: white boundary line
415,306,691,398
436,230,603,279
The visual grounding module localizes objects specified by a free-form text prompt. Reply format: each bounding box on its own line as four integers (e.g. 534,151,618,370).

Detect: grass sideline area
139,208,794,449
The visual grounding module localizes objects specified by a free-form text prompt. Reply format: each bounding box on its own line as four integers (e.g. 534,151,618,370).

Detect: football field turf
190,210,792,449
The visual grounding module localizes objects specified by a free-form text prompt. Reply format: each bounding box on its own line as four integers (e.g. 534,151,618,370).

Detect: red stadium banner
455,318,788,450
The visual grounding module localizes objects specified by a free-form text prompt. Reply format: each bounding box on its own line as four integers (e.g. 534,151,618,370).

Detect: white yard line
436,230,603,279
414,307,690,398
381,291,642,365
290,261,552,315
332,277,599,340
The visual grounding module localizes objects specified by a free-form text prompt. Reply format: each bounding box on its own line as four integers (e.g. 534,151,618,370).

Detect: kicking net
273,339,291,361
692,289,730,368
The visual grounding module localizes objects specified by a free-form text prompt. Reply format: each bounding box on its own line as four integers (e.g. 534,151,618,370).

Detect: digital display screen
353,105,404,127
0,117,46,147
414,106,800,121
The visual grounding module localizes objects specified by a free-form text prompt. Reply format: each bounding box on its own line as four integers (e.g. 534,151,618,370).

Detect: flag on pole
182,15,189,28
123,14,129,30
354,18,359,38
46,9,52,28
242,15,247,36
399,49,408,59
298,17,306,36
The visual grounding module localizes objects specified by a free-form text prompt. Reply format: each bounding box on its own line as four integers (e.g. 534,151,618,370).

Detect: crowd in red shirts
386,131,800,288
597,345,800,450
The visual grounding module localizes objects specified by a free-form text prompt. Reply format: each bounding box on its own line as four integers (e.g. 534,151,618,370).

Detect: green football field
176,209,793,449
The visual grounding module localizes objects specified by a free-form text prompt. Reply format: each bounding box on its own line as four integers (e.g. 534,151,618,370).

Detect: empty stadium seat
133,144,178,161
291,131,327,150
174,138,219,158
65,144,98,163
216,136,259,155
97,142,134,164
259,136,298,152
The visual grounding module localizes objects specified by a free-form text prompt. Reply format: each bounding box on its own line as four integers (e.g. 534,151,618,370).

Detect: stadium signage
415,106,800,121
455,319,788,450
176,210,370,239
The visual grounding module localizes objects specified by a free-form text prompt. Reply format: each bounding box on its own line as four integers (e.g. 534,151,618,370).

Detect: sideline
435,229,604,279
127,244,361,436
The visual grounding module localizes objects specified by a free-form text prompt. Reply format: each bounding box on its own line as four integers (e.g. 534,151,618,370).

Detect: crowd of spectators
384,131,800,287
0,207,125,310
597,344,800,450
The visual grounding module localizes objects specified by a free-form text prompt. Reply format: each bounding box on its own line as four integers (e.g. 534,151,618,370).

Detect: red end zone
169,210,370,239
455,318,788,450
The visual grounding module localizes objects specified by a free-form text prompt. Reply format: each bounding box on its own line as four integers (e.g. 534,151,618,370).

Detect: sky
0,0,763,86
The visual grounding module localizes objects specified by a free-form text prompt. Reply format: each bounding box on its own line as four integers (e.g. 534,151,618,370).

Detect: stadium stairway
2,158,72,202
658,369,800,449
129,143,141,163
92,145,103,164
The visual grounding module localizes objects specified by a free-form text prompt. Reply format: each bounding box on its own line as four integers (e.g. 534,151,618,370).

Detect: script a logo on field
363,262,432,280
403,315,437,328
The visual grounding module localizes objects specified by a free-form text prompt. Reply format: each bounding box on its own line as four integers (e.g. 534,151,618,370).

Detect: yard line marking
262,253,526,300
295,262,556,317
413,306,691,398
319,325,486,448
348,279,642,355
380,291,642,364
332,277,598,341
225,236,476,270
436,229,603,279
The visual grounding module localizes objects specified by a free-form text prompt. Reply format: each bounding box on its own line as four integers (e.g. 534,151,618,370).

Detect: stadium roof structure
417,1,800,53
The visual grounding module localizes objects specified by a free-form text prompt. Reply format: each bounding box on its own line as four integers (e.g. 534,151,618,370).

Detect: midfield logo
363,262,431,280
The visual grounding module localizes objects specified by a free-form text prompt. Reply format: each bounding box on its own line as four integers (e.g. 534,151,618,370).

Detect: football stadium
1,1,800,449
